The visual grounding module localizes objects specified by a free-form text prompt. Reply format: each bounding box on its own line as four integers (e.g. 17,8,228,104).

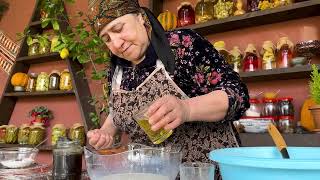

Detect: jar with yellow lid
230,46,243,73
214,0,234,19
36,72,49,91
195,0,214,24
69,123,86,146
5,125,18,144
18,124,31,145
59,69,72,91
261,41,276,70
51,124,67,146
28,123,45,145
276,37,293,68
0,125,8,143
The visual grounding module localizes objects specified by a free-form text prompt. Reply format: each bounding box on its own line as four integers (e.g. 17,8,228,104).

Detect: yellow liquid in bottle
137,119,173,144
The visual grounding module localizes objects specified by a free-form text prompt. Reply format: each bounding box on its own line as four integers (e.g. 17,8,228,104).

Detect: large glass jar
261,98,278,117
69,123,85,146
36,72,49,91
213,41,231,64
26,73,37,92
51,124,67,146
278,97,294,116
214,0,234,19
243,44,260,72
247,0,261,12
245,99,261,117
18,124,31,145
278,116,295,133
230,46,243,73
195,0,214,24
177,2,195,27
276,37,293,68
49,70,60,90
59,69,72,90
28,123,45,145
5,125,18,144
0,125,7,143
261,40,276,70
28,42,40,56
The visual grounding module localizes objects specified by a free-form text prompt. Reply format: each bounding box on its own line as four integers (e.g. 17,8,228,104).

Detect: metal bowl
295,40,320,58
0,147,38,169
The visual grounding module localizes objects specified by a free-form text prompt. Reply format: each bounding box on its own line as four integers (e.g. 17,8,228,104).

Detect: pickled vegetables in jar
51,124,67,146
18,124,31,145
36,72,49,91
195,0,214,23
5,125,18,144
214,0,234,19
59,69,72,91
28,123,45,145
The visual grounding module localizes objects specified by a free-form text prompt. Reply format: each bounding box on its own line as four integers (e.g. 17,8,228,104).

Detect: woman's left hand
148,95,190,131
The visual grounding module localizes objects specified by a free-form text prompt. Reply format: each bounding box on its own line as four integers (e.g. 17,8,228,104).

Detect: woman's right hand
87,129,114,150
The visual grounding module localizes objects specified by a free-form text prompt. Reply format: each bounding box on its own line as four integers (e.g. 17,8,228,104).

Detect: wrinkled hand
148,95,190,131
87,129,114,150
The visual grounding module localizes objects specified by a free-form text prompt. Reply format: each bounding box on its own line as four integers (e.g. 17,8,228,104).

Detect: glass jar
28,42,39,56
195,0,214,24
52,138,82,179
261,41,276,70
261,98,278,117
278,97,294,116
5,125,18,144
28,123,45,145
18,124,31,145
49,70,60,90
69,123,85,146
273,0,293,8
51,124,67,146
278,116,295,133
213,41,232,64
243,44,260,72
245,99,261,117
276,37,293,68
36,72,49,91
59,69,72,90
177,2,195,27
26,73,37,92
230,46,243,73
214,0,234,19
39,43,50,54
234,0,245,16
0,125,7,143
247,0,261,12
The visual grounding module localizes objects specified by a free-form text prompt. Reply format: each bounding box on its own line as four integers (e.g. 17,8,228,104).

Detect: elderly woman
87,0,250,179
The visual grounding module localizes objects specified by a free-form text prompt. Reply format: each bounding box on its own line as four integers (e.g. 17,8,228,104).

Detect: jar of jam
243,44,260,72
261,41,276,70
5,125,18,144
247,0,261,12
230,46,243,73
52,124,67,146
36,72,49,91
261,98,278,117
28,123,45,145
245,99,261,117
26,73,37,92
49,70,60,90
59,69,72,90
18,124,31,145
195,0,214,24
177,2,195,27
278,97,294,116
0,125,7,143
214,0,234,19
276,37,293,68
278,116,295,133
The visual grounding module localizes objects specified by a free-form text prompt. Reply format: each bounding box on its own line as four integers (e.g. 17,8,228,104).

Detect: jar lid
31,123,45,129
0,125,8,128
249,99,260,104
63,69,69,72
71,123,84,129
50,70,60,75
278,116,294,120
277,97,293,101
262,98,277,103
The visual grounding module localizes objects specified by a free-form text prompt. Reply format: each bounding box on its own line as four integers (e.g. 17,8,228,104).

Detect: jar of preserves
276,37,293,68
0,125,7,143
213,41,231,64
49,70,60,90
18,124,31,145
69,123,85,146
245,99,261,117
261,41,276,70
26,73,37,92
177,2,195,27
278,97,294,116
243,44,260,72
234,0,245,16
52,124,67,146
5,125,18,144
261,98,278,117
195,0,214,24
214,0,234,19
59,69,72,90
247,0,261,12
278,116,295,133
28,123,45,145
36,72,49,91
28,40,39,56
230,46,243,73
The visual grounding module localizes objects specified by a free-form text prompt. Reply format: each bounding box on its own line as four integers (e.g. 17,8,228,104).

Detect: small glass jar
278,97,294,116
39,43,50,54
230,46,243,73
247,0,261,12
0,125,8,143
261,41,276,70
261,98,278,117
36,72,49,91
245,99,261,117
51,124,67,146
243,44,260,72
214,0,234,19
59,69,72,91
276,37,293,68
278,116,295,133
49,70,60,90
69,123,85,146
195,0,214,24
177,2,195,27
5,125,18,144
18,124,31,145
26,73,37,92
28,42,40,56
213,41,232,65
28,123,45,145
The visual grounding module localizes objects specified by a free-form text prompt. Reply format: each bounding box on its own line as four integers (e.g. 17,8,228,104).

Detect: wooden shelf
0,144,52,151
240,133,320,147
4,90,74,97
239,64,319,82
16,53,61,64
177,0,320,35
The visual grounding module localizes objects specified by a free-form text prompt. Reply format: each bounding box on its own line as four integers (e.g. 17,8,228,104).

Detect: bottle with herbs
18,124,31,145
5,125,18,144
195,0,214,24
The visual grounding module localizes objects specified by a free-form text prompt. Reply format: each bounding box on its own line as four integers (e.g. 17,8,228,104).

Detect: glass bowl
0,147,38,169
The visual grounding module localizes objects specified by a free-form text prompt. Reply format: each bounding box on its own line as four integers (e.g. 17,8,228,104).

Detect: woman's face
99,14,150,64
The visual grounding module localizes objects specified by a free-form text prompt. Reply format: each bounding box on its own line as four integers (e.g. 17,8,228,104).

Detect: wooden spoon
267,123,290,159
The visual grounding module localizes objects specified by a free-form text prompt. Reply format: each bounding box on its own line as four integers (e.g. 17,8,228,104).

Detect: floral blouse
109,29,250,124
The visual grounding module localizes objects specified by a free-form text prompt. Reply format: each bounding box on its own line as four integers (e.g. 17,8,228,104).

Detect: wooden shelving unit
4,90,74,97
16,53,61,64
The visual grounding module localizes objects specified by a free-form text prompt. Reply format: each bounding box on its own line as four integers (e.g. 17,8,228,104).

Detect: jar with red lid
243,44,260,72
278,116,295,133
261,98,278,117
245,99,261,117
278,97,294,116
177,2,195,27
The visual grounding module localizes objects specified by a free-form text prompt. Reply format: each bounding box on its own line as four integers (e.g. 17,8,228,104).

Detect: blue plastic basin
209,147,320,180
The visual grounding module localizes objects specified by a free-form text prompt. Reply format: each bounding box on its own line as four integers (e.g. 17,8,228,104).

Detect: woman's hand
148,95,190,131
87,129,114,150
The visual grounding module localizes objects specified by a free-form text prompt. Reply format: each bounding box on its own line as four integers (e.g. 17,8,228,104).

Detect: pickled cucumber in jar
195,0,214,23
28,123,45,145
18,124,31,145
69,123,85,146
5,125,18,144
51,124,67,146
59,69,72,90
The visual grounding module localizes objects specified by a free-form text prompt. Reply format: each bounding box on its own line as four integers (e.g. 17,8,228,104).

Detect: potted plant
309,64,320,129
29,106,53,127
